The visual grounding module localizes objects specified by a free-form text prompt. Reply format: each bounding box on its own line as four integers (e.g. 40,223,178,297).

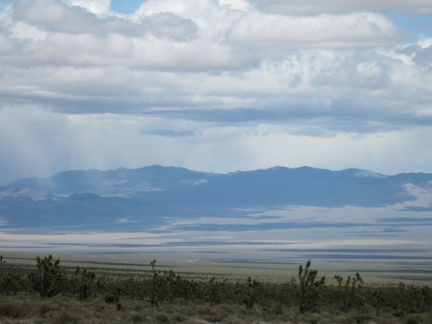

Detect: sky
0,0,432,184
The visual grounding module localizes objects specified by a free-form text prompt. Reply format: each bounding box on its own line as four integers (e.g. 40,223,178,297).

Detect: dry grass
1,293,431,324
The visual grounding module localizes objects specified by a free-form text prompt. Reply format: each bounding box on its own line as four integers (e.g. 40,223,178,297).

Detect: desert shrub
52,310,81,324
262,301,284,316
269,281,295,307
0,272,22,296
294,260,326,313
104,289,121,304
0,256,23,296
38,301,59,316
0,300,26,318
198,305,228,322
238,276,260,309
418,285,432,312
70,266,97,301
387,283,423,316
170,274,199,302
147,261,202,308
205,276,228,306
28,254,68,298
1,256,432,323
349,313,376,324
334,272,364,312
118,277,146,300
131,312,146,323
371,289,386,316
150,260,178,307
173,312,187,322
155,312,171,323
405,314,425,324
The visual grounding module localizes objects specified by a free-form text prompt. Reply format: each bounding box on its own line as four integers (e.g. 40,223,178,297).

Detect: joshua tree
335,272,364,312
296,260,326,313
72,266,97,301
28,255,67,298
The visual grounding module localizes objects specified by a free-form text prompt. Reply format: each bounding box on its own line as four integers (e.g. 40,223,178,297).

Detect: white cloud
11,0,198,40
255,0,432,15
1,0,432,183
219,0,250,11
65,0,111,16
0,33,13,52
228,12,402,47
12,0,99,32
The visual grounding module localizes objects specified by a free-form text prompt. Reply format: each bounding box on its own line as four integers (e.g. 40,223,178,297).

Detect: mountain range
1,165,432,232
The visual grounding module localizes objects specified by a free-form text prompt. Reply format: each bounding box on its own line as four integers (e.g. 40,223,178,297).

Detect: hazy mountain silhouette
1,165,431,231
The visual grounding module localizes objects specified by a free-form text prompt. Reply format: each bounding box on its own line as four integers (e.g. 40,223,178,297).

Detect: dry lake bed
1,205,432,283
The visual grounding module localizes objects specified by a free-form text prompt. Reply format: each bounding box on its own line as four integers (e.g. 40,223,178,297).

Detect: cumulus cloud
12,0,101,33
412,43,432,66
1,0,432,183
255,0,432,15
65,0,110,16
228,12,402,47
11,0,198,39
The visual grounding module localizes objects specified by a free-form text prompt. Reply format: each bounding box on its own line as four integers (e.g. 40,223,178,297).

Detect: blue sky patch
110,0,144,14
385,11,432,37
0,0,9,10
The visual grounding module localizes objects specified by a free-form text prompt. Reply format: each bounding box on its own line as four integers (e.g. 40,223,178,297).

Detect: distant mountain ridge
1,165,432,231
4,165,218,197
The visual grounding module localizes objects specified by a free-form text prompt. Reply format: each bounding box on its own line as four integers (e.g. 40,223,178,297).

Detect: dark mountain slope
1,165,432,231
168,167,422,208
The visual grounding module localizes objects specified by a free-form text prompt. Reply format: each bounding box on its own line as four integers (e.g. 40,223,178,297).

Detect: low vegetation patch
1,255,431,323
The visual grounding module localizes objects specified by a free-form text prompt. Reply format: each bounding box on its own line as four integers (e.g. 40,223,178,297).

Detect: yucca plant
372,289,385,316
28,254,67,298
149,260,178,307
71,266,97,301
243,276,260,309
0,255,24,296
206,276,228,306
296,260,326,313
334,272,364,312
